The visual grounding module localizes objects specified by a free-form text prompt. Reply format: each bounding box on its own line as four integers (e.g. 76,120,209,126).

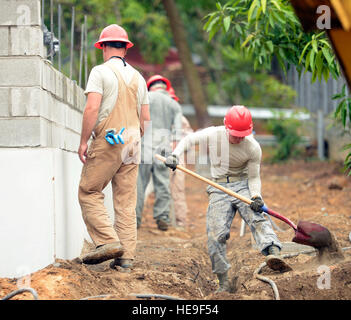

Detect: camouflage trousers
206,179,282,275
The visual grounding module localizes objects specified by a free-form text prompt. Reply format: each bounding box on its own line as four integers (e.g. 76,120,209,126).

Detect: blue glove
105,128,125,145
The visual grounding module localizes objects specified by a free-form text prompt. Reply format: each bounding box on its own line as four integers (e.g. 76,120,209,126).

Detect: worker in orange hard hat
163,105,291,293
78,24,150,271
136,75,183,232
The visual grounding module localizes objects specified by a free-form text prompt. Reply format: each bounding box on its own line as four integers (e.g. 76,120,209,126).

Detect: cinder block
52,100,66,127
42,61,56,94
0,27,9,56
76,89,86,112
39,117,52,147
10,26,44,57
0,88,10,116
0,117,41,147
11,87,41,116
66,107,82,134
39,90,53,121
51,122,65,149
55,70,64,100
0,57,41,86
65,78,74,106
0,0,41,26
64,129,80,152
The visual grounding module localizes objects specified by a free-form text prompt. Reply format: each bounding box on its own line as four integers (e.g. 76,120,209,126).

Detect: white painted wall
0,148,103,278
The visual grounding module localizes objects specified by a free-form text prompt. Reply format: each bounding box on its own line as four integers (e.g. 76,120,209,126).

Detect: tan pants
170,163,188,227
78,139,138,259
78,62,140,260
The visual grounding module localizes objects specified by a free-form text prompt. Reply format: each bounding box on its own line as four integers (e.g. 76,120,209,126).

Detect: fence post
79,23,84,87
317,109,325,160
70,6,75,79
58,4,62,72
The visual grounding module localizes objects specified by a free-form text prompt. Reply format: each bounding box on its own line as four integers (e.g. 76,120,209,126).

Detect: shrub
266,112,302,162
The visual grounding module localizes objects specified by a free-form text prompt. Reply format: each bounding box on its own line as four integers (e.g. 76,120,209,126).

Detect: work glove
250,196,264,213
165,154,179,171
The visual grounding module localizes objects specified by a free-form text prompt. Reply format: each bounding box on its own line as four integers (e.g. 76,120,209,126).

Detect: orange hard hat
95,24,134,49
146,75,171,91
224,105,253,137
168,87,179,101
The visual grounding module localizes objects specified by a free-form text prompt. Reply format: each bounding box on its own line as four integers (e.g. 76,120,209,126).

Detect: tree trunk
162,0,211,128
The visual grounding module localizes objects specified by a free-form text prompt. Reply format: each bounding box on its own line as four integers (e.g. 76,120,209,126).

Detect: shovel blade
292,220,333,248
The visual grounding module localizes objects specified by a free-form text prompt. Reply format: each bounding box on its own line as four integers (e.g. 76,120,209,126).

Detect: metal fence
285,66,347,116
41,0,89,88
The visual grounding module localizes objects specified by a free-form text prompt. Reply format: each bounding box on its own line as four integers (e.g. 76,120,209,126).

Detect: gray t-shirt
141,89,183,160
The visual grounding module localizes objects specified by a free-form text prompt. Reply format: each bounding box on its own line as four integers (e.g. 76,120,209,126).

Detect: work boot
156,219,169,231
265,245,292,273
110,258,133,271
82,242,124,265
215,272,231,293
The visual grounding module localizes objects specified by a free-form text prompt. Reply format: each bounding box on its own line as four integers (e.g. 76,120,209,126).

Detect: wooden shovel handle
155,154,252,205
155,154,298,231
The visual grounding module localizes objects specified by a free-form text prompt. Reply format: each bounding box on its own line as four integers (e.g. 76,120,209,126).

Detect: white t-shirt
84,58,149,127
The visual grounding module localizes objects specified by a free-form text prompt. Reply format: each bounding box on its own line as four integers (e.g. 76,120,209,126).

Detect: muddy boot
82,242,124,265
265,245,292,273
110,258,133,272
215,272,231,293
156,219,169,231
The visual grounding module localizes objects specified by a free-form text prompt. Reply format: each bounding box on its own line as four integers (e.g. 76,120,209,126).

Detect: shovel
155,154,333,250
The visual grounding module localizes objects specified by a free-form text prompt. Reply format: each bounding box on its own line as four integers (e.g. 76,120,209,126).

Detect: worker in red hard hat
78,24,150,270
167,86,180,102
136,75,183,232
164,105,291,293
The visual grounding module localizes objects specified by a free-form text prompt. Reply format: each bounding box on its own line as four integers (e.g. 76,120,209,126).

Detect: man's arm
247,145,262,199
139,103,150,137
172,127,212,158
78,92,102,164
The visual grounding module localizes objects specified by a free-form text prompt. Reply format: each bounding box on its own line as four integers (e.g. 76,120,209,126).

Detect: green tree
204,0,351,172
203,0,340,80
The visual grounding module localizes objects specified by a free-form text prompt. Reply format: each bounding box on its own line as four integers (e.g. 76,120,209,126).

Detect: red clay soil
1,159,351,301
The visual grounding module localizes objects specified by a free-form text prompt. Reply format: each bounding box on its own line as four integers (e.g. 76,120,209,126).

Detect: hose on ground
254,262,280,300
80,294,114,300
2,287,39,300
129,293,184,300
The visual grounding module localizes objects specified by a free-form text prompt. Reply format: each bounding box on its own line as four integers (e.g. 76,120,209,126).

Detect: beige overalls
78,61,141,260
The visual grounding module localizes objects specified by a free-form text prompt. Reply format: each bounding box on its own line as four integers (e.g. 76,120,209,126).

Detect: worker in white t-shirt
78,24,150,271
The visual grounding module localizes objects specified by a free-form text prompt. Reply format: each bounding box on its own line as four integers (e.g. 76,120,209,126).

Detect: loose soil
1,159,351,301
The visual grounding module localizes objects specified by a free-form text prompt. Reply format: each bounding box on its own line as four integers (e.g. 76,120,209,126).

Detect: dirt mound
1,160,351,300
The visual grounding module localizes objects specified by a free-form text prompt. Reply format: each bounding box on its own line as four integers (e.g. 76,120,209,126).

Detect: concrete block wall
0,0,99,278
0,0,85,152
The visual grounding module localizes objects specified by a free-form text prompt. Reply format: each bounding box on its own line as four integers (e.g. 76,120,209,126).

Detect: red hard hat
95,24,134,49
168,87,179,101
147,75,171,91
224,105,253,137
